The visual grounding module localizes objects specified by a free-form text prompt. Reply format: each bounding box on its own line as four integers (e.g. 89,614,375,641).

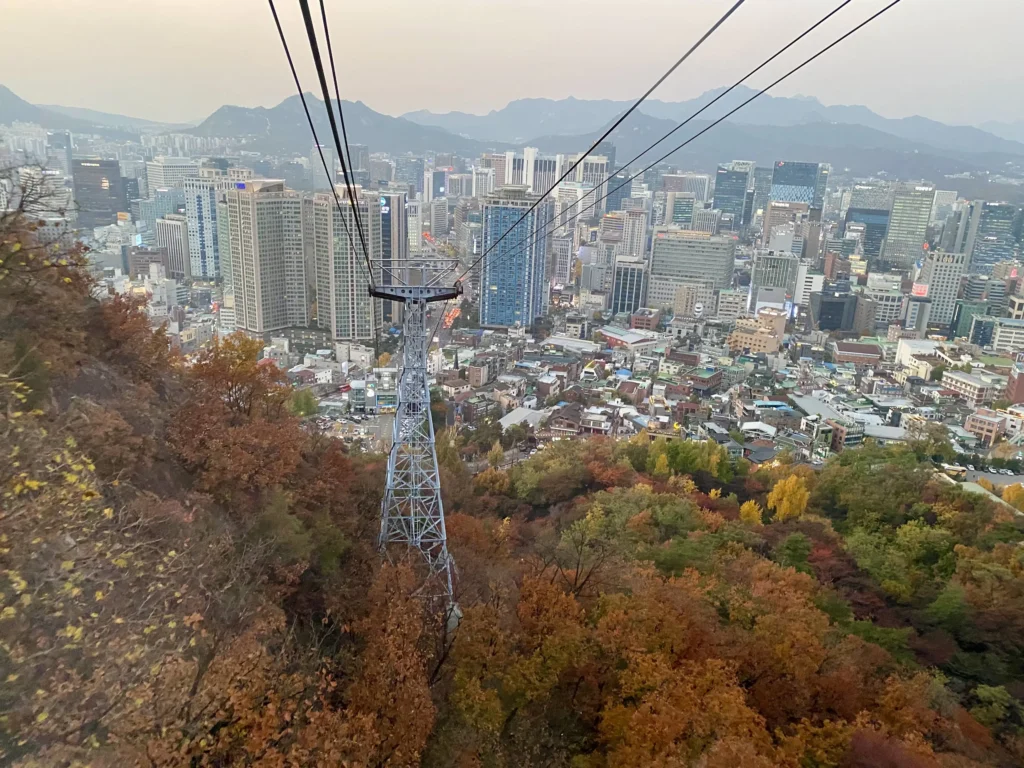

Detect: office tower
610,257,647,315
692,208,722,234
621,209,648,258
714,165,750,230
794,264,825,308
664,191,696,227
472,166,495,199
942,200,982,255
931,190,958,224
430,197,449,239
555,182,598,231
71,159,126,228
849,182,893,211
480,187,553,328
605,171,633,213
310,143,337,190
750,167,773,222
145,157,199,196
880,184,934,270
309,188,382,340
814,164,830,210
964,274,1008,316
394,156,424,194
155,214,191,282
861,272,905,328
843,207,889,262
479,153,507,187
368,159,394,186
770,161,821,205
184,175,222,279
663,172,710,202
348,144,370,171
45,130,73,176
531,153,559,193
916,249,966,325
407,199,422,254
647,229,735,309
219,180,308,336
429,168,450,201
594,140,617,171
551,235,574,285
751,250,799,297
970,202,1020,275
445,173,472,197
765,201,809,242
126,247,169,280
379,191,409,325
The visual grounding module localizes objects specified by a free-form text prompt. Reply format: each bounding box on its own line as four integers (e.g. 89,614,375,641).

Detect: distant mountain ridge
189,94,512,156
405,86,1024,157
37,104,192,132
0,85,136,138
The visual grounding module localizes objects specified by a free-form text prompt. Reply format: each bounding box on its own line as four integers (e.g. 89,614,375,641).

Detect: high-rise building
770,161,821,206
794,264,825,308
610,257,647,315
664,191,696,227
348,144,370,171
184,174,224,279
750,167,773,222
663,173,710,202
472,166,495,199
970,202,1020,275
555,182,599,231
71,159,126,228
407,199,422,254
751,250,799,297
551,235,574,285
480,187,553,328
647,229,735,309
310,144,337,191
916,249,966,326
692,208,722,234
221,180,308,337
964,274,1008,316
930,190,958,224
145,157,199,196
849,182,893,211
713,165,750,229
621,209,648,258
843,207,889,262
430,197,449,239
46,131,73,176
605,171,633,213
394,156,424,194
379,191,408,326
155,214,191,282
881,184,935,270
309,189,382,341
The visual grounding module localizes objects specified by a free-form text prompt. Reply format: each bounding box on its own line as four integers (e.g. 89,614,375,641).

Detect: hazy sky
4,0,1023,125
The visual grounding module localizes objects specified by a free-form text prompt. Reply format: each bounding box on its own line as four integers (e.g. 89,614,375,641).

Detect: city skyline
4,0,1024,126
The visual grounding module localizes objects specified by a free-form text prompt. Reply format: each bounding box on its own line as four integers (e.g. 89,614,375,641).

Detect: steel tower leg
379,297,455,604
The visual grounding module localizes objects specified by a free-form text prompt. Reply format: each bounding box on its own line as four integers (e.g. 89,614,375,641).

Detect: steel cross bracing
371,258,462,605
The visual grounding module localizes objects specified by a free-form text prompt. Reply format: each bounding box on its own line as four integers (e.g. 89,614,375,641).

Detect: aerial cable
267,0,372,287
295,0,373,282
317,0,359,194
457,0,748,283
465,0,903,286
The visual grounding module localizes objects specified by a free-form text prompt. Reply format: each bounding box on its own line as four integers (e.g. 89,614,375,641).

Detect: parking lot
966,469,1024,486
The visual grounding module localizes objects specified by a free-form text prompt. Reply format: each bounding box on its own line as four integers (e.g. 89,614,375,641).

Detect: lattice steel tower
371,262,462,605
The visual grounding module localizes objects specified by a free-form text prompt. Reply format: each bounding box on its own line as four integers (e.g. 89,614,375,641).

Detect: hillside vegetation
2,190,1024,766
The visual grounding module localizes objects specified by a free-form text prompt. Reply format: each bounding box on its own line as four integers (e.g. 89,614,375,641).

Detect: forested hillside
2,177,1024,766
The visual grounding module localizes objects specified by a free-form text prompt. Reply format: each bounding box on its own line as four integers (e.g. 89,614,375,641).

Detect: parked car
967,464,975,471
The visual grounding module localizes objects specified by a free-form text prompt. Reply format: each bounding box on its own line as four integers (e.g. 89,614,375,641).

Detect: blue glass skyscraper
770,161,821,206
480,187,553,328
713,166,749,229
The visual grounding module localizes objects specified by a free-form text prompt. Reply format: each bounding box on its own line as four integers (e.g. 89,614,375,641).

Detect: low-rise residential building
964,409,1006,447
831,341,882,367
942,370,995,406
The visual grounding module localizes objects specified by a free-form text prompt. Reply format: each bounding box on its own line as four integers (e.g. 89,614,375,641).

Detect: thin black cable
296,0,372,280
267,0,370,287
465,0,903,288
458,0,747,283
317,0,358,195
465,0,852,283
